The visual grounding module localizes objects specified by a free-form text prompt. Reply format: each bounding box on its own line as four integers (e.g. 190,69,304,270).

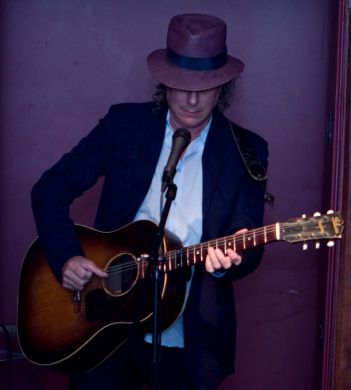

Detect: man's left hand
205,229,248,274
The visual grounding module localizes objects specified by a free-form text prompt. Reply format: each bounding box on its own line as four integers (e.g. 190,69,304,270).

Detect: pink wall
1,1,334,389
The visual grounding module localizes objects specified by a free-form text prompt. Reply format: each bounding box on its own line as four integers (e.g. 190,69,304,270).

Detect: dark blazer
32,102,268,389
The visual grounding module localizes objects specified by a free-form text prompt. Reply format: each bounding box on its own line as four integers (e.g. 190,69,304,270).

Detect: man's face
166,86,221,137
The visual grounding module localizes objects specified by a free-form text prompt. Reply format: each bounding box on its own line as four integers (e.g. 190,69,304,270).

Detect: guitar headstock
280,210,344,247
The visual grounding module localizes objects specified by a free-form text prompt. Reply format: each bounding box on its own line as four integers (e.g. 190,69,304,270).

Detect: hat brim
147,49,244,91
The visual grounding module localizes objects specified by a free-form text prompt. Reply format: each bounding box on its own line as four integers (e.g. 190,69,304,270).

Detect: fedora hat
147,13,244,91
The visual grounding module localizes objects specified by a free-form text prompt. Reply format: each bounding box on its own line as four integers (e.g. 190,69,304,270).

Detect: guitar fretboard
161,223,281,272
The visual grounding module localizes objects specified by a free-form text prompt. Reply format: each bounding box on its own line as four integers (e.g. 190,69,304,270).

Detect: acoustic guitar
17,211,343,375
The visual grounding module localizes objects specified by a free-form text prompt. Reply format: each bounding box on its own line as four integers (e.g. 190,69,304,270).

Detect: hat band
167,47,227,71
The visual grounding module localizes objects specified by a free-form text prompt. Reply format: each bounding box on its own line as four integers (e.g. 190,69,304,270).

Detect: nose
187,91,199,106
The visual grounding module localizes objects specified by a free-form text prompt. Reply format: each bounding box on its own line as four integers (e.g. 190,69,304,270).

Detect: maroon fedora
147,13,244,91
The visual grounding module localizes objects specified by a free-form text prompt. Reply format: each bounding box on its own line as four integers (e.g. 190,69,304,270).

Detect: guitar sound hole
104,253,138,296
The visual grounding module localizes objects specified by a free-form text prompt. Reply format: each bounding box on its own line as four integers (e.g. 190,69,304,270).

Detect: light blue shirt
134,112,211,347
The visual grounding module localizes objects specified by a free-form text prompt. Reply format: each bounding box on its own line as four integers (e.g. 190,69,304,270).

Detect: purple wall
1,1,333,389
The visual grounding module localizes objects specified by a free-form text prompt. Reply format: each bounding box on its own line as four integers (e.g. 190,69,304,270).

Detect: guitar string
103,218,331,279
104,221,333,276
104,225,279,274
102,223,330,276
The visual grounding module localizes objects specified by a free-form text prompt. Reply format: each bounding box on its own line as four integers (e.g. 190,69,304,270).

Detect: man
31,13,268,390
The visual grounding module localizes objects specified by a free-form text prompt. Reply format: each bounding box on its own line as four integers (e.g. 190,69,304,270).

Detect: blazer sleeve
31,106,118,281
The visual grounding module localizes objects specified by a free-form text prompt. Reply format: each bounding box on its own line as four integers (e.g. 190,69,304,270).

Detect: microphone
161,128,191,193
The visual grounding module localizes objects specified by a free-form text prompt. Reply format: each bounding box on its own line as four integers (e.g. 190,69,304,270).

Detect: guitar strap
228,120,275,206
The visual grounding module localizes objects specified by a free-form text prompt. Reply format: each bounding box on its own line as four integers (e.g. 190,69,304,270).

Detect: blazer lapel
202,112,229,231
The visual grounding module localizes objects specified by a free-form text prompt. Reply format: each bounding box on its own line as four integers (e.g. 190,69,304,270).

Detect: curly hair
152,80,237,114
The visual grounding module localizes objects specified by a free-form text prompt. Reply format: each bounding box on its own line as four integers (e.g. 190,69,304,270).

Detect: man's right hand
62,256,108,291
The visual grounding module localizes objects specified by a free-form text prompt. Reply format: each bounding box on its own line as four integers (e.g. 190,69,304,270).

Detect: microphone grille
173,128,191,145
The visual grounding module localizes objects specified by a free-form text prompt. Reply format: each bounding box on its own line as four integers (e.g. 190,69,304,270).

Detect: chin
180,116,203,127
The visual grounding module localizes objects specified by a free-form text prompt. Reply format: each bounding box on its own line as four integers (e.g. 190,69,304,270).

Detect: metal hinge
326,111,333,145
319,321,324,346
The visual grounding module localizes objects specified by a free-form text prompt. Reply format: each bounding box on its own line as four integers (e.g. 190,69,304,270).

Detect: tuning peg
303,243,308,250
327,241,335,248
315,242,320,249
313,212,321,217
327,210,334,215
302,214,307,218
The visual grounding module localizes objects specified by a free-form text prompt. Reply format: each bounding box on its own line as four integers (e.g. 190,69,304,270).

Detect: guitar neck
158,211,344,273
162,223,280,272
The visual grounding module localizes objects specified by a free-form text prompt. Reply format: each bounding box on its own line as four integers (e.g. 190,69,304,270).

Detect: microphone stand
149,181,177,390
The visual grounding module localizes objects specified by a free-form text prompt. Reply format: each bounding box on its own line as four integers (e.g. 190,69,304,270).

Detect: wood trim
322,0,351,388
334,2,351,388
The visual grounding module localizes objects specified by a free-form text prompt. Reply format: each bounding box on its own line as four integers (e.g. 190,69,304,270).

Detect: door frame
322,0,351,388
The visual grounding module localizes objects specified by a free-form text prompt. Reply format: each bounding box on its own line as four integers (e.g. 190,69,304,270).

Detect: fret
243,233,246,249
195,248,200,264
264,226,267,243
177,250,182,269
253,229,256,246
275,223,281,240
